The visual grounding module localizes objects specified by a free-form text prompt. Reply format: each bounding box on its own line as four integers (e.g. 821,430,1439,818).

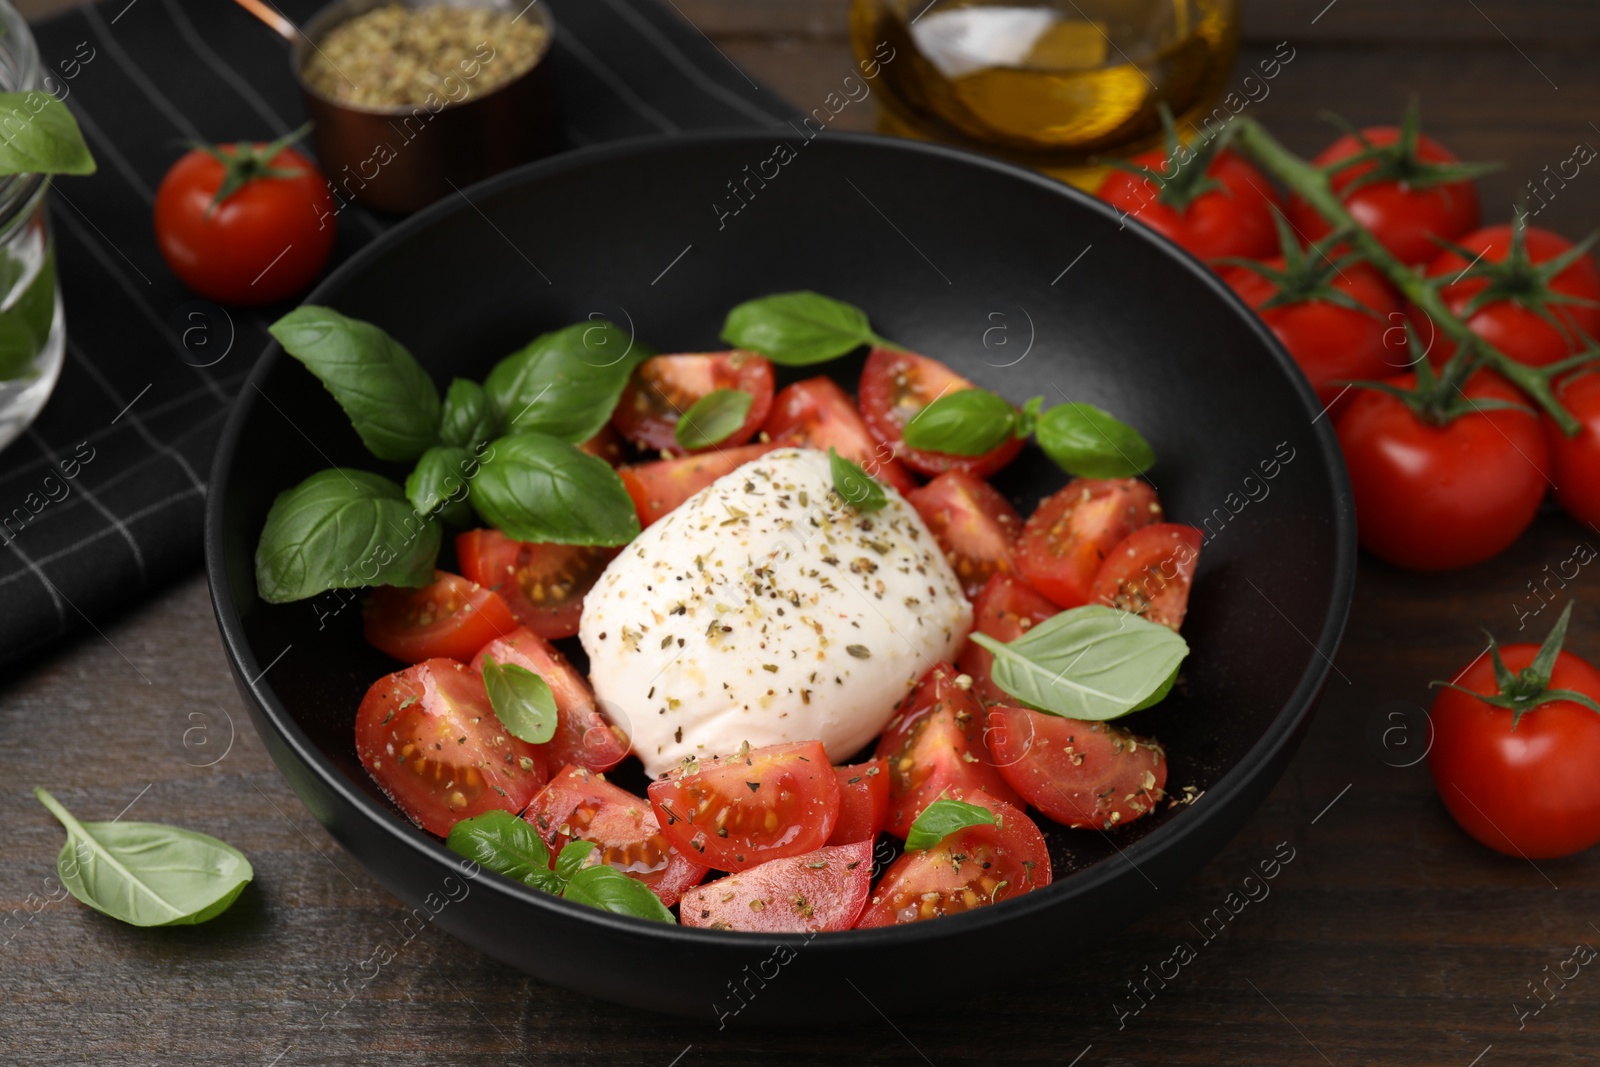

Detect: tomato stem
1230,117,1584,436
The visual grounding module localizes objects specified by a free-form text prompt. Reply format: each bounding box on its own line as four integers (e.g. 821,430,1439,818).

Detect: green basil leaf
1017,395,1044,439
900,388,1018,456
34,788,251,927
404,445,476,526
554,839,598,882
0,247,55,380
438,378,497,449
1133,662,1180,712
561,864,676,924
255,468,441,603
480,655,558,744
484,320,649,443
445,810,563,895
720,291,882,365
269,306,441,462
1035,403,1156,478
829,447,887,512
0,92,96,176
969,604,1189,721
674,388,753,450
905,798,997,851
472,433,641,546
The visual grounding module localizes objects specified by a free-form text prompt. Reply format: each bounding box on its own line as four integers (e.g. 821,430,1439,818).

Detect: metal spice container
285,0,559,214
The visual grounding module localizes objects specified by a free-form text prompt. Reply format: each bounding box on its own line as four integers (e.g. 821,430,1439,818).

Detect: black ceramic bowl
205,131,1355,1022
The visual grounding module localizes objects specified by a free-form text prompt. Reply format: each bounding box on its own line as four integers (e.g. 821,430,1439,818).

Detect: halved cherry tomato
1017,478,1162,610
363,571,516,664
987,706,1166,830
856,789,1051,928
763,377,917,494
680,841,873,932
617,442,775,527
906,471,1023,599
957,574,1060,707
1092,524,1202,630
612,351,775,455
455,529,616,640
828,758,890,846
858,347,1025,479
875,663,1021,838
524,765,708,906
470,627,629,772
354,658,546,837
647,740,840,872
578,424,628,466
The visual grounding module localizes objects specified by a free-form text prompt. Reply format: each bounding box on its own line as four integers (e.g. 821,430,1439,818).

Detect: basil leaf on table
720,291,886,365
446,810,563,894
438,378,497,450
269,306,441,462
674,388,752,450
900,388,1018,456
829,447,887,512
256,468,441,603
1035,403,1156,478
905,798,997,851
969,605,1188,720
554,839,598,882
404,445,476,526
0,92,96,176
562,864,677,924
34,788,252,927
484,320,648,443
480,655,558,744
471,433,641,546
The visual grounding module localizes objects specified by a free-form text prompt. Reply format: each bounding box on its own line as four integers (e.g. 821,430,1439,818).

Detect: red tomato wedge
355,658,547,837
906,471,1023,599
469,627,629,772
1092,524,1202,631
680,841,874,932
578,424,627,466
957,574,1060,707
647,740,840,872
524,765,708,906
875,663,1021,837
828,758,891,846
618,442,776,527
612,351,775,455
455,529,616,640
856,789,1051,928
1017,478,1162,609
363,571,516,664
986,706,1167,830
763,377,917,494
858,347,1026,479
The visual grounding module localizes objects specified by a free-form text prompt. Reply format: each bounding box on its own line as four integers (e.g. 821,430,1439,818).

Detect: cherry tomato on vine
1544,372,1600,530
154,127,336,305
1334,370,1548,571
1288,110,1484,266
1429,605,1600,860
1094,114,1282,261
1423,225,1600,369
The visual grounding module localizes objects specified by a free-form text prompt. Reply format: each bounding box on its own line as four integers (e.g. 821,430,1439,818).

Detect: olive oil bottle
851,0,1239,186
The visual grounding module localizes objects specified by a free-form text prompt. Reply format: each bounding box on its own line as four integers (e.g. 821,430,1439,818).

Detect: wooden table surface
5,1,1600,1064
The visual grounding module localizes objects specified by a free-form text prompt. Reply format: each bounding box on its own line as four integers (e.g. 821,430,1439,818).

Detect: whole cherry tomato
1289,117,1482,266
154,128,336,305
1095,124,1281,262
1429,605,1600,860
1423,225,1600,368
1543,371,1600,529
1335,370,1548,571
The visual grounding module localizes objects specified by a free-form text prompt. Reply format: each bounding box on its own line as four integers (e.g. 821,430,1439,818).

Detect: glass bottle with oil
851,0,1239,187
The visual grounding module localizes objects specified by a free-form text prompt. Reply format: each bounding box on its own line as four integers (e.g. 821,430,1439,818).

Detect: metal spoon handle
231,0,299,43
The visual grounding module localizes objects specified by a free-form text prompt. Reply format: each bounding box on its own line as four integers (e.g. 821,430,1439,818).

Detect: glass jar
0,0,61,453
851,0,1240,188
